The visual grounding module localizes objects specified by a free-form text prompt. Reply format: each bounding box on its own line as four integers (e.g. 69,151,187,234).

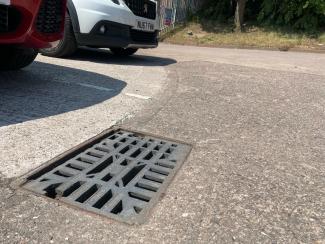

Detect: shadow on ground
65,48,177,66
0,62,126,127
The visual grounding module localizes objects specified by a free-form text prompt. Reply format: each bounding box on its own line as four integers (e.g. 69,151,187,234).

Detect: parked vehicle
0,0,67,70
40,0,159,57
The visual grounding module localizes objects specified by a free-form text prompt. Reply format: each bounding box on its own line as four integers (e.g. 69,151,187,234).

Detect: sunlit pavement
0,44,324,243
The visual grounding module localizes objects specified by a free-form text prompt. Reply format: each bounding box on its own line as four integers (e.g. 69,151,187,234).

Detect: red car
0,0,66,70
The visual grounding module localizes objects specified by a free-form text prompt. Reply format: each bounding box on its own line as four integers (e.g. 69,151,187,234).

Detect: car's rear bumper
76,21,158,49
0,0,66,48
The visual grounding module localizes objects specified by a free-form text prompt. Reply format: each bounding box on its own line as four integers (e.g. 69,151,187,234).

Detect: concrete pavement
0,44,324,243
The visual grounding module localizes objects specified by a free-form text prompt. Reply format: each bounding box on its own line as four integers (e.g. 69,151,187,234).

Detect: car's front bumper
0,0,66,48
72,0,159,34
76,21,158,49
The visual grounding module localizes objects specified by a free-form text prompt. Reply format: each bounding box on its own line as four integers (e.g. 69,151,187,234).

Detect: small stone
187,30,193,36
182,213,189,217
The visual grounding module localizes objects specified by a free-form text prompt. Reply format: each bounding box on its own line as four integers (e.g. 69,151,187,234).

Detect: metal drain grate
22,128,191,224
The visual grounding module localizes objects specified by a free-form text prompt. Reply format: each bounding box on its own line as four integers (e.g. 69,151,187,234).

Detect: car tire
110,48,138,56
40,13,78,58
0,47,38,71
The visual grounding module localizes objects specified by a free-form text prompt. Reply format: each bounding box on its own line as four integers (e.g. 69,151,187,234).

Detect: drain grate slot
128,192,150,202
76,185,100,203
22,128,191,224
111,201,123,214
61,181,84,197
87,156,113,175
122,165,145,186
93,190,113,209
44,183,62,198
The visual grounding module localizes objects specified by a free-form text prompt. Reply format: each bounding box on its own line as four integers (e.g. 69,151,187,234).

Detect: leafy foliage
200,0,325,32
258,0,325,32
199,0,235,23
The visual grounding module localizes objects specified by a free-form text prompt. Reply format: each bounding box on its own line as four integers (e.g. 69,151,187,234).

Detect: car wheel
40,13,78,58
0,47,38,71
110,48,138,56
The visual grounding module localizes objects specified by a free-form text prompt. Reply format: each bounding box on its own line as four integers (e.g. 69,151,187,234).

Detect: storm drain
22,128,191,224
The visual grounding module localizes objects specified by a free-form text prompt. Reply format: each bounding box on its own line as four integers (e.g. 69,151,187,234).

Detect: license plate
134,20,155,32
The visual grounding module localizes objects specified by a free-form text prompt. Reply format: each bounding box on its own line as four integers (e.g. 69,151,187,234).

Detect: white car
41,0,159,57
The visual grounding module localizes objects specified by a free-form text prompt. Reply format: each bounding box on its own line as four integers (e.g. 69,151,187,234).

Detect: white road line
54,80,115,92
125,93,151,100
76,83,115,92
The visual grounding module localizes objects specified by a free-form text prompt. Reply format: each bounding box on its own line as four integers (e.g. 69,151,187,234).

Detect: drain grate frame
19,127,192,224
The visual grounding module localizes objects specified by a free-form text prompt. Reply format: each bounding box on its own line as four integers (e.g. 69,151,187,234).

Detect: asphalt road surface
0,44,324,243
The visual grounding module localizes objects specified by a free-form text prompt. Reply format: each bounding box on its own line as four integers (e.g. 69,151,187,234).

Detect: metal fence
158,0,203,33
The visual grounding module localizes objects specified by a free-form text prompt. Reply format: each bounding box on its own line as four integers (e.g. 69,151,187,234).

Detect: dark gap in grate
76,185,99,203
122,165,145,186
62,181,84,197
120,145,131,154
111,200,123,214
120,138,127,142
87,151,103,158
120,159,131,166
44,183,62,198
110,135,118,140
87,157,113,175
128,192,150,202
136,183,158,192
93,190,113,209
154,145,162,150
54,170,73,178
130,148,143,158
156,162,174,169
149,168,169,176
101,173,113,182
95,146,110,153
143,174,164,183
77,157,94,164
142,143,149,148
144,151,155,160
113,142,121,148
66,163,84,171
134,206,142,214
160,154,170,160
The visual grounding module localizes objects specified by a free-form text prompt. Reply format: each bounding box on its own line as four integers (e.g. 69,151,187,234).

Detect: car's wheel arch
67,0,80,33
